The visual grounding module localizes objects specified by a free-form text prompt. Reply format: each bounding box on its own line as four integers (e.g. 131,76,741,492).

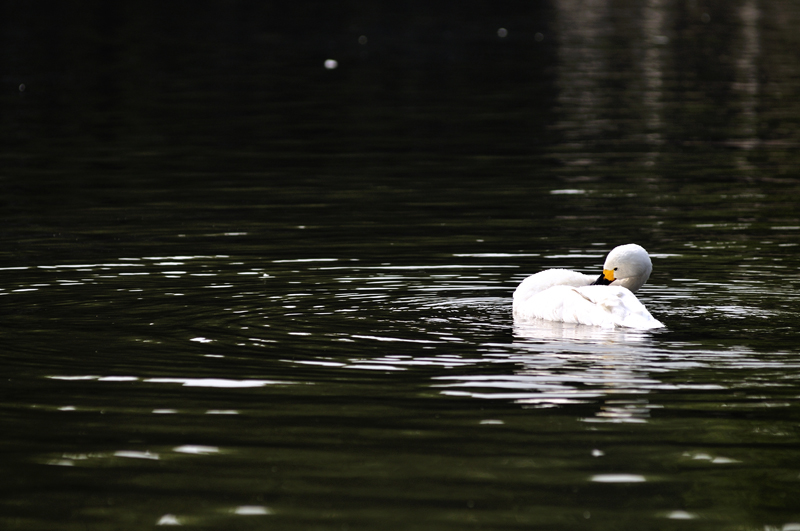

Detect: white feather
512,244,664,329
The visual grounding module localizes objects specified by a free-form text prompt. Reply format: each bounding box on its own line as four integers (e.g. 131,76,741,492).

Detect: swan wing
574,286,664,329
513,285,664,329
514,285,615,327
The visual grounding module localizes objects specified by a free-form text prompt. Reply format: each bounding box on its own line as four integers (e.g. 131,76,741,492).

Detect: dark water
3,1,800,530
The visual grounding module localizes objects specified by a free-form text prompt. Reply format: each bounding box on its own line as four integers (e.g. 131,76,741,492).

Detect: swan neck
617,275,647,292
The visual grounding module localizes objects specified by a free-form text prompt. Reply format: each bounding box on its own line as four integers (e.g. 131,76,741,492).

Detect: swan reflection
513,318,656,343
431,320,670,423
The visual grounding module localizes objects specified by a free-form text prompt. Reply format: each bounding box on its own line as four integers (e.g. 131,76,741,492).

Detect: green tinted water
3,167,799,530
3,1,800,530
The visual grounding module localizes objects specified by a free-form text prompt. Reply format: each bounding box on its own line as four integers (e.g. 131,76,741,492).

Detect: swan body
512,244,664,329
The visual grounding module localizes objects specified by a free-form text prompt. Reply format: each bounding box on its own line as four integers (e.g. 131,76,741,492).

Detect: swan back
513,269,594,305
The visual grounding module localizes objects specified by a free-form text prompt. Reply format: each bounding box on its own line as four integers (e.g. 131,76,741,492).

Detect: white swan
512,244,664,329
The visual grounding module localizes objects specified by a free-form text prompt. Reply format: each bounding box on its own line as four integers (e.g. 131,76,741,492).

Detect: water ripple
5,253,799,423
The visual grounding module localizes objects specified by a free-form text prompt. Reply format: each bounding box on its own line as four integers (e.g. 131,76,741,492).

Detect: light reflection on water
4,0,800,527
12,249,796,405
2,242,800,530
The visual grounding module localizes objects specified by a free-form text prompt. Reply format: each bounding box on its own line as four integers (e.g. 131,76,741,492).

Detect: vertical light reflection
735,0,761,167
640,0,668,165
554,0,611,158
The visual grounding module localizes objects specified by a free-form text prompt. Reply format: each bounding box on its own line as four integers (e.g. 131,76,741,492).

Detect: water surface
2,1,800,530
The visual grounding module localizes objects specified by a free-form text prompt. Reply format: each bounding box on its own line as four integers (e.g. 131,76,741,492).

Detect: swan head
591,244,653,292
